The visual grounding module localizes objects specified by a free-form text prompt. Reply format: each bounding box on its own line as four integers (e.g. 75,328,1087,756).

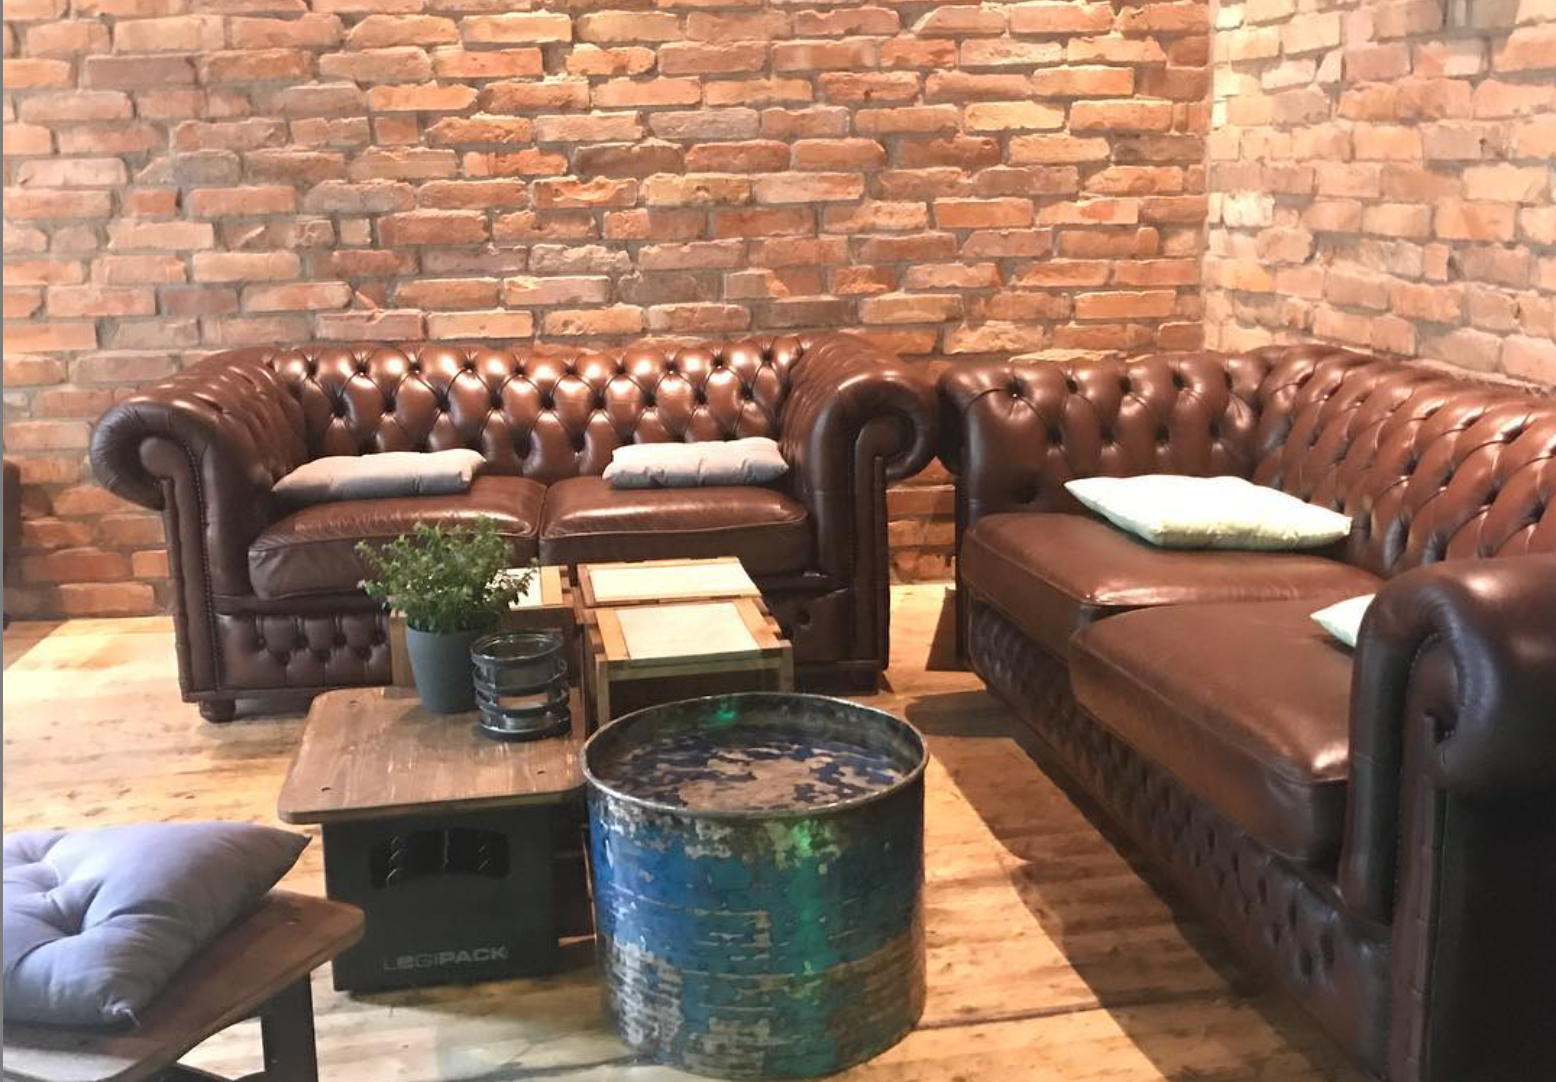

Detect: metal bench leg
256,979,318,1082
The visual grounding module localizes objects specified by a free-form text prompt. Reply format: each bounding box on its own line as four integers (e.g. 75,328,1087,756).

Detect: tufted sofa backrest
944,344,1554,579
940,351,1276,521
260,338,806,485
1250,348,1556,578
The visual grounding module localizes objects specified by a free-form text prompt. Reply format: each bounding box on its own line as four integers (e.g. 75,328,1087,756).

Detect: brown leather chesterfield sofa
91,333,935,722
939,344,1555,1082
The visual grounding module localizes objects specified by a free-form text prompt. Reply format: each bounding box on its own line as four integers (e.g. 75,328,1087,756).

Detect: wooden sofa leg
257,978,319,1082
199,699,237,724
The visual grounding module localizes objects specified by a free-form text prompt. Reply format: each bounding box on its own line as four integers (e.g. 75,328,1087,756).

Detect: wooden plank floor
1,587,1367,1082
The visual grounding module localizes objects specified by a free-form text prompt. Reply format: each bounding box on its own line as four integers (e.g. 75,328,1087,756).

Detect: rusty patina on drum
583,693,927,1079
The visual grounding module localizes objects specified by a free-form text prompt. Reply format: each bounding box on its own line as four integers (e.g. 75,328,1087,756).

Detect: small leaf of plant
356,520,537,634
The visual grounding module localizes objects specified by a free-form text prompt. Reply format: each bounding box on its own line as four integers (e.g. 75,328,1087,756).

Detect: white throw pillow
1311,594,1374,648
604,437,789,489
274,449,485,504
1064,475,1352,550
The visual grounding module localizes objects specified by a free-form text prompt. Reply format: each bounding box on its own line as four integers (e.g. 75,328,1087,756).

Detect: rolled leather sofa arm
1350,555,1556,800
782,333,937,490
90,349,309,598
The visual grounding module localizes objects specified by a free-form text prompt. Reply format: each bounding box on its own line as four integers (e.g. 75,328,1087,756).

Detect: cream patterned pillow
1311,594,1375,648
1064,475,1352,550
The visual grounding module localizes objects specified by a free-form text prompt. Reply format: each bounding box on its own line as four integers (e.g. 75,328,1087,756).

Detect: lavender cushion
3,822,309,1026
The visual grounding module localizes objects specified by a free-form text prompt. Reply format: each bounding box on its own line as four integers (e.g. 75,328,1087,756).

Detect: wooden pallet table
276,687,588,992
584,596,794,726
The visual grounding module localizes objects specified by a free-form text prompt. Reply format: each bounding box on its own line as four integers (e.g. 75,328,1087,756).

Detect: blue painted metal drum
584,693,927,1079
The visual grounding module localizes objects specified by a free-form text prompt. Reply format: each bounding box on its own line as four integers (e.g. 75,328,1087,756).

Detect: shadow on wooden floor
901,683,1355,1081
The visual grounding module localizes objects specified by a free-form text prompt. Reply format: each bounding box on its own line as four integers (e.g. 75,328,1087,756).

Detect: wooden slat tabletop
276,687,584,825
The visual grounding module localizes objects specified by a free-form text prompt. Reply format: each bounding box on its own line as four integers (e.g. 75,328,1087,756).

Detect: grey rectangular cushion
3,821,308,1026
273,449,486,504
602,437,789,489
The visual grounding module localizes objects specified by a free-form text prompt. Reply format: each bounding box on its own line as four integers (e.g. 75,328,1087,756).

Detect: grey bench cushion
3,822,308,1026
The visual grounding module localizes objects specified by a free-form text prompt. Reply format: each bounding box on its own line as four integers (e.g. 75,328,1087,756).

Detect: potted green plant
356,520,536,714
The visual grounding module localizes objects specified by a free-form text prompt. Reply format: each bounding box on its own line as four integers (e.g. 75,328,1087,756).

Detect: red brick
643,174,751,206
684,140,790,173
318,47,431,84
230,15,344,49
541,306,644,336
462,14,572,45
859,293,964,324
594,78,701,108
427,115,534,146
502,277,612,306
1434,200,1517,241
4,58,73,88
19,91,132,122
241,282,352,312
315,310,424,339
782,139,879,171
645,304,751,334
379,210,489,246
83,53,196,89
346,15,458,49
705,77,812,106
1071,99,1174,132
395,278,501,309
715,207,814,237
482,79,590,112
659,42,767,76
965,101,1066,132
432,47,543,79
191,250,300,281
4,188,114,219
199,50,312,84
934,198,1034,228
367,82,479,112
752,173,865,204
107,220,214,250
4,419,93,450
418,180,529,209
686,12,789,42
533,177,639,209
112,14,223,52
1009,3,1114,35
576,12,682,44
47,286,155,317
566,44,657,77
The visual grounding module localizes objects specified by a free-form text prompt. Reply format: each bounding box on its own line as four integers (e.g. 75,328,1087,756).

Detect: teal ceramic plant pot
404,625,486,714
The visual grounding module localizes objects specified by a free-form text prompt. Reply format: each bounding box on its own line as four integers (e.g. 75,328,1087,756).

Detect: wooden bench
3,892,363,1082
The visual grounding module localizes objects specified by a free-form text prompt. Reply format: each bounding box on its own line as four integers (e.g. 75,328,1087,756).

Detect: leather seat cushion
961,512,1383,658
1070,599,1355,865
539,476,812,575
249,474,544,600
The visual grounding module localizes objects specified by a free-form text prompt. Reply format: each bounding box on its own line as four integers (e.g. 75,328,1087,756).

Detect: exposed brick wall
1203,0,1556,386
3,1,1211,617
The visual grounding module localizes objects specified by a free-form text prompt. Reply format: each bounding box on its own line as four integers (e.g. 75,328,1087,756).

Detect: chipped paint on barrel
584,693,927,1080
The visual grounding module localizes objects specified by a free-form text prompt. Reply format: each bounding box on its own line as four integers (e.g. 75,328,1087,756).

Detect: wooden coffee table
277,687,586,992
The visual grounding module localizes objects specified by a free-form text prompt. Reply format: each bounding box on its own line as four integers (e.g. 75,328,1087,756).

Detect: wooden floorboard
1,586,1367,1082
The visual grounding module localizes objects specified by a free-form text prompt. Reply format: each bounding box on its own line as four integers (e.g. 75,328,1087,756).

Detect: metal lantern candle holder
469,630,570,742
584,692,928,1080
